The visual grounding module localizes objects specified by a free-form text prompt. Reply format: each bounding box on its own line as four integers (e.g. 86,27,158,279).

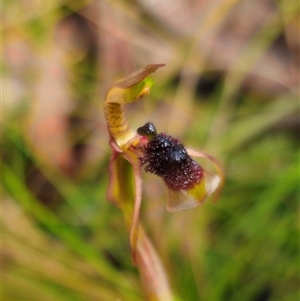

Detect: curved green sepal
104,64,165,150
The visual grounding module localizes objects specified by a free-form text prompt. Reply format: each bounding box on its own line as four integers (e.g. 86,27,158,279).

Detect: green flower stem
104,64,174,300
108,150,174,301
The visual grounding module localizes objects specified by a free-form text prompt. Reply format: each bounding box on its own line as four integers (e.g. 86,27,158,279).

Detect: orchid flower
104,64,224,265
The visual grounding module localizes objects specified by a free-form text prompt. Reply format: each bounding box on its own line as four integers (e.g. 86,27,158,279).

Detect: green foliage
3,0,299,300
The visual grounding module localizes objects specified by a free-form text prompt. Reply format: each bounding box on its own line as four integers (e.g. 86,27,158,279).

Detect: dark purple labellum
140,132,203,191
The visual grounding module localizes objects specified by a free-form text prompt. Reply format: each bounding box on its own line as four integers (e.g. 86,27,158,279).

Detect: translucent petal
187,148,224,202
166,170,220,212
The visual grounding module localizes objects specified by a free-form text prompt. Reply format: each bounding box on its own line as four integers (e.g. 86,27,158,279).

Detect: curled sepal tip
113,63,166,89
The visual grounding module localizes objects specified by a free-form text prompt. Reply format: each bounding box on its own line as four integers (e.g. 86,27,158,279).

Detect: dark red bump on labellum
140,133,203,190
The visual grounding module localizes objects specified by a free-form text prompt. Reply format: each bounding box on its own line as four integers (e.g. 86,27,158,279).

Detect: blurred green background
2,0,299,300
